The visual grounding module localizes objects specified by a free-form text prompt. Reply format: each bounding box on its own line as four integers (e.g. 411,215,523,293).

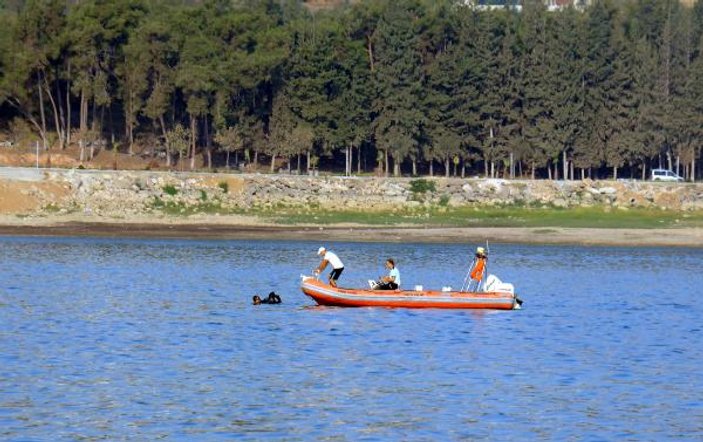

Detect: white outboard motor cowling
484,274,515,294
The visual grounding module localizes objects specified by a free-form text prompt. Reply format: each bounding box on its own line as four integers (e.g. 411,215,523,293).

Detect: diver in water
253,291,282,305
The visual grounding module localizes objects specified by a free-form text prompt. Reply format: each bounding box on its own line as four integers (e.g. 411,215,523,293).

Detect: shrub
163,185,178,196
409,179,436,194
218,181,229,193
200,190,207,201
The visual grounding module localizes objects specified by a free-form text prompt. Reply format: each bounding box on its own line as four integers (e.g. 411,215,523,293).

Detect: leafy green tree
65,0,147,156
166,123,190,170
372,0,425,176
119,34,149,155
214,126,245,170
4,0,66,149
419,0,467,177
134,12,178,166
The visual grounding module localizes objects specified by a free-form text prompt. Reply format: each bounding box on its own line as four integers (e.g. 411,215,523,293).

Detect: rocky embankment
2,167,703,218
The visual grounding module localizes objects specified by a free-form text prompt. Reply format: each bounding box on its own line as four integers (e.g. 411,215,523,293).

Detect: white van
651,169,683,182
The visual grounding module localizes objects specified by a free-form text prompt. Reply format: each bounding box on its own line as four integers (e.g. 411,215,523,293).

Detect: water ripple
1,237,702,440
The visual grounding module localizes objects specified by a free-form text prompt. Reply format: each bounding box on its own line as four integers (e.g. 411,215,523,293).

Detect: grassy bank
256,205,703,229
138,196,703,229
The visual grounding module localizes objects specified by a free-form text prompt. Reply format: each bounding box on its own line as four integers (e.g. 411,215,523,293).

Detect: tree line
1,0,703,180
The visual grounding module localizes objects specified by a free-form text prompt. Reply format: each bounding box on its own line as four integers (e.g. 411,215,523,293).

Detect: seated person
374,259,401,290
253,291,282,305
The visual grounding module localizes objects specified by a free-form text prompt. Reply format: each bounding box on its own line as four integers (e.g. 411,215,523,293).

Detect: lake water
1,236,702,441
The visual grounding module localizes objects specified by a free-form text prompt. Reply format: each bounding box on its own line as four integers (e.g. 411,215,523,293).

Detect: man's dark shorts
329,267,344,281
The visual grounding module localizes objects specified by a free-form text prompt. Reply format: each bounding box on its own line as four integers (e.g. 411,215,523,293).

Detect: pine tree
372,0,425,176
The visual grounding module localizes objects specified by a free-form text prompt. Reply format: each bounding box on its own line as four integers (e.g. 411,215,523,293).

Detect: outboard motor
484,274,515,294
485,274,523,309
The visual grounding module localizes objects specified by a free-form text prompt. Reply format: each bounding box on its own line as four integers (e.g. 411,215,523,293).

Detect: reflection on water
1,237,702,440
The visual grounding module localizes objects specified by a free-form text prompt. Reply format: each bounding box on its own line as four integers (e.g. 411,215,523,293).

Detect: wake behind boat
300,276,522,310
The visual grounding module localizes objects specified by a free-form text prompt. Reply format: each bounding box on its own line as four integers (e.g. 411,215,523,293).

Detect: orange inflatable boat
300,277,522,310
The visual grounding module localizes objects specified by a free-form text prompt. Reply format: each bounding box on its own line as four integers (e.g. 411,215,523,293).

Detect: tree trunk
204,117,212,170
66,62,72,147
226,150,230,169
547,163,552,180
78,89,87,156
160,115,170,168
562,150,567,181
54,67,66,149
445,157,450,177
80,88,88,134
509,151,514,179
613,166,617,180
97,106,105,160
366,35,374,73
127,92,134,155
345,144,350,176
691,155,696,182
531,163,535,180
37,75,48,150
484,158,488,177
357,145,361,175
270,152,276,173
43,72,64,150
307,151,310,173
384,149,389,176
570,160,574,181
412,159,417,176
429,160,434,177
108,99,114,146
490,161,495,178
91,96,98,134
393,161,400,177
189,114,196,170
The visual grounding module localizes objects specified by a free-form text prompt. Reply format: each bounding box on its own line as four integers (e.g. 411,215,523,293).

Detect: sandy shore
1,214,703,247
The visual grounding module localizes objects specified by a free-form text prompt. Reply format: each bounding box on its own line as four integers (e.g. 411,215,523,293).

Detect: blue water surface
1,236,702,441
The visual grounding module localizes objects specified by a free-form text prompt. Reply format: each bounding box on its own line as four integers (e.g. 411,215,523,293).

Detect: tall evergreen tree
372,0,425,176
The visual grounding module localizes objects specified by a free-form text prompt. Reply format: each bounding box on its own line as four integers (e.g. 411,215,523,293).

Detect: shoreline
1,217,702,247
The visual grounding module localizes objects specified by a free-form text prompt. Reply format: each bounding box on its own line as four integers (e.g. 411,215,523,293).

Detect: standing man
469,246,487,291
314,246,344,287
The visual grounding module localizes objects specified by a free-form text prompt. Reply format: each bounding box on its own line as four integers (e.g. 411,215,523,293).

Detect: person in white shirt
376,258,400,290
314,246,345,287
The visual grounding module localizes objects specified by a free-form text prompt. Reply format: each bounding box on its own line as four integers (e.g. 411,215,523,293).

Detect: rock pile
11,169,703,217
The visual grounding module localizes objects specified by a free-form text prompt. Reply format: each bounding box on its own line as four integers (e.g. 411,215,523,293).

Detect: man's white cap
317,246,326,255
